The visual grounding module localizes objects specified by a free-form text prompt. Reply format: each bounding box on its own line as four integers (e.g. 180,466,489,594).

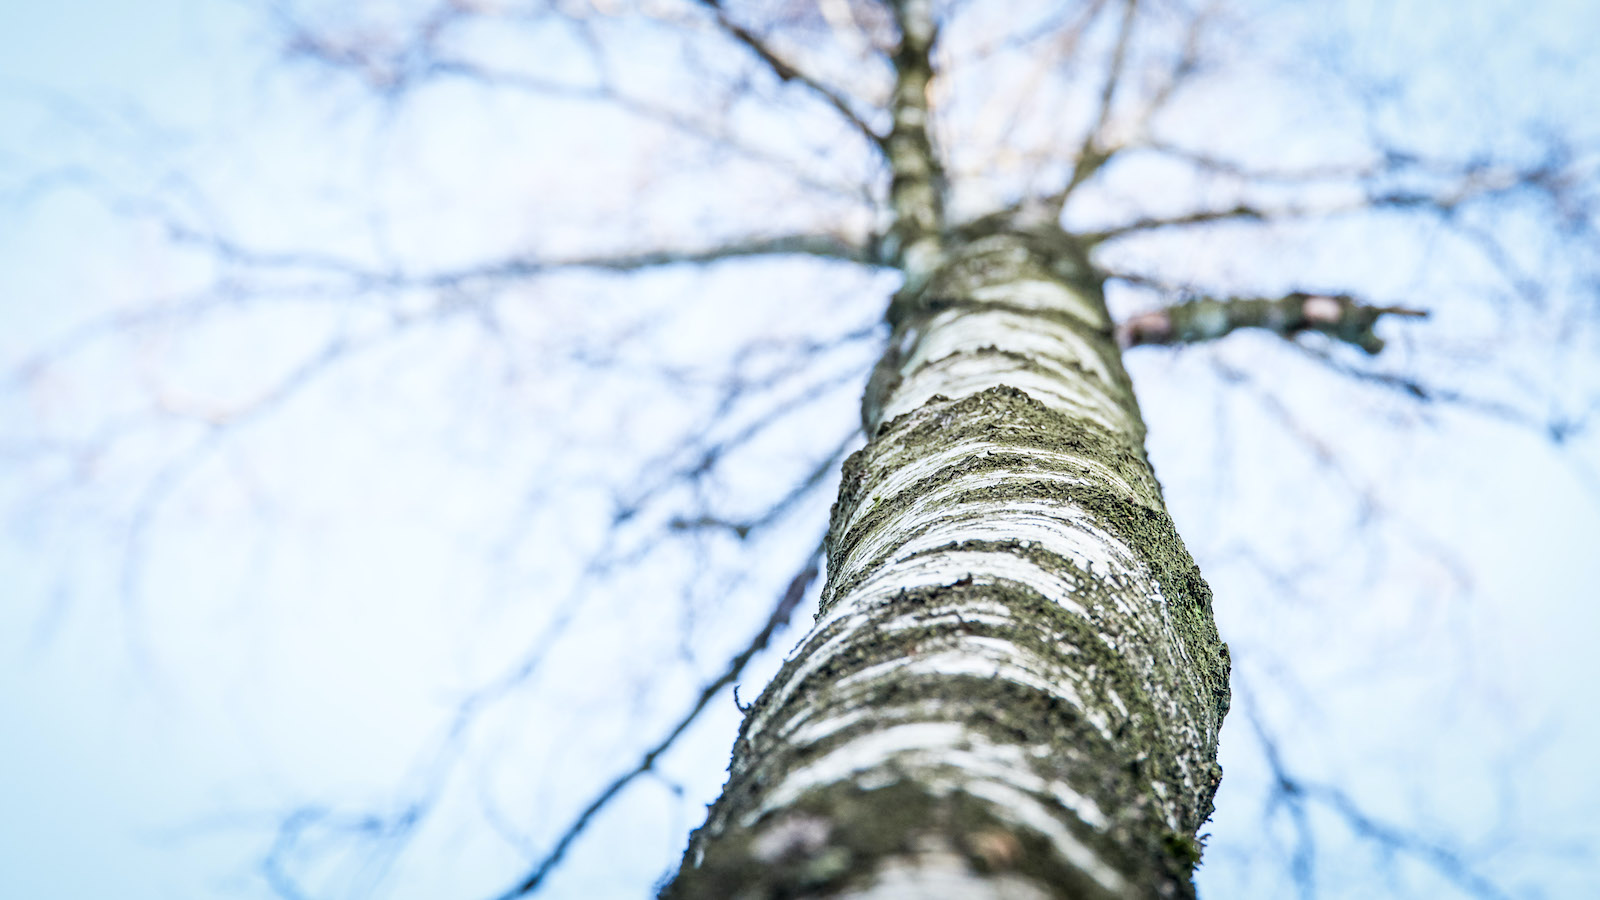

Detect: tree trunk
665,225,1231,899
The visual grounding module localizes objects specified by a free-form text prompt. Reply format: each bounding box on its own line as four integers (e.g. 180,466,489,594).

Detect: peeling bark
666,228,1230,899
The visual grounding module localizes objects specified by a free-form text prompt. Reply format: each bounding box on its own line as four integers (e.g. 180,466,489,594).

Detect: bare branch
512,232,883,275
490,545,825,900
1046,0,1139,214
275,4,877,206
1085,202,1272,241
1244,694,1515,900
1128,2,1212,136
1114,287,1426,354
248,337,867,898
1286,342,1550,432
9,231,879,384
958,0,1110,182
1138,141,1389,184
669,432,857,539
1087,144,1599,244
1086,192,1422,241
694,0,886,150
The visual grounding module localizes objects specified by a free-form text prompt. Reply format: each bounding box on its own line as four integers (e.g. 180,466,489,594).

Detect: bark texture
666,227,1231,899
667,3,1227,894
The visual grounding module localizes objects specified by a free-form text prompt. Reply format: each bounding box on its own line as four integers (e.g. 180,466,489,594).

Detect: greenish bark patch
828,384,1230,728
833,387,1160,560
681,228,1231,899
1163,831,1204,872
664,780,1136,900
692,576,1211,892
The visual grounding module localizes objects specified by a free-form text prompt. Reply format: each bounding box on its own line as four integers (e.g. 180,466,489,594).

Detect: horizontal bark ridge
670,233,1229,899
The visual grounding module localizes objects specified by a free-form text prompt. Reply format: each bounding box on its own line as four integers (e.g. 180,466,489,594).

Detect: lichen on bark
667,231,1230,899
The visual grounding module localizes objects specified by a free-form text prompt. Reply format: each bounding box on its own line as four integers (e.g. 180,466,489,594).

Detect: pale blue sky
3,2,1599,899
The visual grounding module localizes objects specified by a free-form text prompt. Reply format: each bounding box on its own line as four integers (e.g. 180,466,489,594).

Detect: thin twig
695,0,885,149
490,544,825,900
1047,0,1138,214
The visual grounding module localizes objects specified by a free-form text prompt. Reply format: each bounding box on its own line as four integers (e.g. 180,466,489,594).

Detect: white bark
667,230,1230,899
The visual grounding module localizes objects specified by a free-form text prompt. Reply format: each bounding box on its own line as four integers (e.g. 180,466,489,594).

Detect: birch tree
659,3,1238,895
3,1,1597,899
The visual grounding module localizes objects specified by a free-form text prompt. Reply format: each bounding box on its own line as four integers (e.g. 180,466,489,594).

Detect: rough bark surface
666,2,1227,894
665,227,1231,899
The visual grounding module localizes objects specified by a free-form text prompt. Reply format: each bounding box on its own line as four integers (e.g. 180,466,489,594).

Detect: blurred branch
490,544,825,900
522,233,882,274
1245,695,1514,900
695,0,886,149
178,229,883,285
1086,201,1273,241
423,58,876,203
1046,0,1138,215
1084,144,1598,246
669,431,857,539
254,357,862,897
608,350,873,527
1109,269,1590,444
1287,342,1587,444
1114,288,1426,354
275,2,878,205
10,231,880,382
